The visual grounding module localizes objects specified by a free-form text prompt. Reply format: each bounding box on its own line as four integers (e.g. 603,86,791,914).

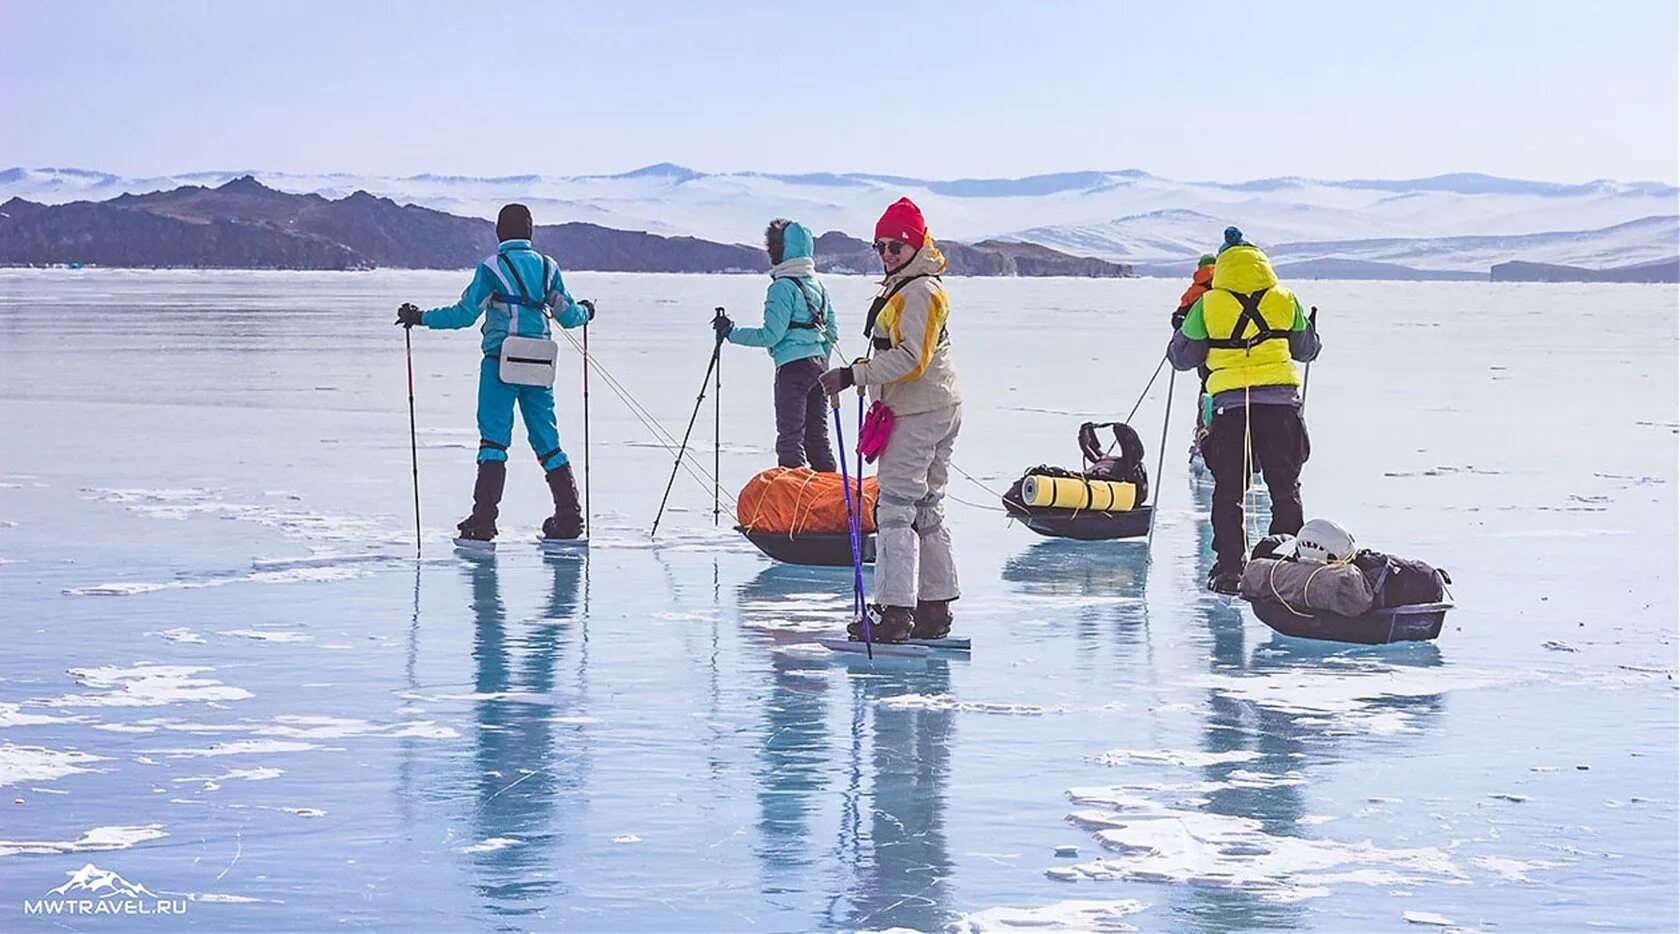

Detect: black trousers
773,356,837,472
1202,403,1310,567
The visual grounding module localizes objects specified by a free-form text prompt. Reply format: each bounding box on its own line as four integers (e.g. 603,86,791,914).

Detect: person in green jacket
712,220,839,471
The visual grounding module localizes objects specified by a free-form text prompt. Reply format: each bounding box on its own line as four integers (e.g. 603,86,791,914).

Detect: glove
1171,306,1189,331
711,308,733,339
578,299,596,321
818,365,854,396
395,303,423,328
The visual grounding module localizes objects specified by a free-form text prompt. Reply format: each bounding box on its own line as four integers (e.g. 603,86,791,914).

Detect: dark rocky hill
0,177,1132,276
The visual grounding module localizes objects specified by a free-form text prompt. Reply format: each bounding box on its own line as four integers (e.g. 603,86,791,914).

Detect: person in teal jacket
711,220,839,471
396,203,594,542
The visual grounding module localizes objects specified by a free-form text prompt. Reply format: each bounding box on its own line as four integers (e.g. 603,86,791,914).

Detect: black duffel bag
1353,550,1453,608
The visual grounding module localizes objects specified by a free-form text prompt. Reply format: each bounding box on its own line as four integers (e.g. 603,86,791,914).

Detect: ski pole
855,388,867,608
1146,367,1176,553
582,311,591,538
650,327,725,538
856,385,865,507
833,394,871,657
714,335,721,527
404,326,421,557
1301,306,1318,410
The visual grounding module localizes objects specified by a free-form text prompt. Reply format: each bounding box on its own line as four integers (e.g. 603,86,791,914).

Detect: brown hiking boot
846,605,914,643
911,599,953,640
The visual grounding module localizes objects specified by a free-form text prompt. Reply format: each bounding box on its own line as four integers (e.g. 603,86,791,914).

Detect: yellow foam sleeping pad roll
1020,475,1138,512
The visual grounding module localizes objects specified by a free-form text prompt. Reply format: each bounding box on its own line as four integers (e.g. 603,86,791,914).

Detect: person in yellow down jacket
819,198,961,643
1167,227,1321,595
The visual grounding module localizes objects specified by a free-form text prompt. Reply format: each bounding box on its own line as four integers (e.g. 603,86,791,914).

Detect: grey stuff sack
1241,557,1376,617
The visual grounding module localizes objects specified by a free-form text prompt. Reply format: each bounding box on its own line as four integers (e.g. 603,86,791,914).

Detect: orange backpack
736,467,879,536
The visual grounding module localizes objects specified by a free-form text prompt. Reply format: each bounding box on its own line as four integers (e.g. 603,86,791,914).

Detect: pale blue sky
3,0,1675,183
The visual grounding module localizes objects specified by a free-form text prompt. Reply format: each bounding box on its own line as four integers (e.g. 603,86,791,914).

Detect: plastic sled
738,526,876,567
1248,599,1453,645
1006,504,1153,542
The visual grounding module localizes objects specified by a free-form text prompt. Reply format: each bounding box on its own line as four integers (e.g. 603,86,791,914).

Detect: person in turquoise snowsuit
395,203,593,541
710,220,839,471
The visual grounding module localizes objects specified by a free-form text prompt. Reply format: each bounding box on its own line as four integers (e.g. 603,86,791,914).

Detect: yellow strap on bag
1021,475,1137,511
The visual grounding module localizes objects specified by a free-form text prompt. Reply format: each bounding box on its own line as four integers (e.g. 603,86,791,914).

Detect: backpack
1002,421,1150,514
1078,422,1149,505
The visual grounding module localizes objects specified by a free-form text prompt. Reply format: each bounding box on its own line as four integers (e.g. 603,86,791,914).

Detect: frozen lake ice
0,269,1675,931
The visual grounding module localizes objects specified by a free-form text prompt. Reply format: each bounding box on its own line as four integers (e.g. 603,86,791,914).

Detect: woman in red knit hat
818,197,963,643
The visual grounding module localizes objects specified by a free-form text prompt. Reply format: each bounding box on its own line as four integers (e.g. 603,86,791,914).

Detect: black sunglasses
873,239,910,256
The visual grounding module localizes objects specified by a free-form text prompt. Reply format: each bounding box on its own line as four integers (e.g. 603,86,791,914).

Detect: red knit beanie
874,197,927,247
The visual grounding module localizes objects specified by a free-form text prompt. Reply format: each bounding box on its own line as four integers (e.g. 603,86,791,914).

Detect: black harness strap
784,278,829,332
862,273,933,338
535,446,563,465
479,439,509,452
864,273,950,351
1205,288,1291,351
494,253,551,312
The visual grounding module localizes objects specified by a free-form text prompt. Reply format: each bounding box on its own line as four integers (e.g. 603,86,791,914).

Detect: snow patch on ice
0,824,168,857
172,767,284,786
1089,748,1263,768
459,836,523,854
0,743,108,787
45,664,252,708
0,702,85,728
183,893,273,904
151,627,208,644
84,486,407,548
1060,789,1463,902
147,740,320,758
878,693,1062,715
949,898,1148,932
67,565,367,596
219,629,313,643
1472,854,1559,881
249,553,398,572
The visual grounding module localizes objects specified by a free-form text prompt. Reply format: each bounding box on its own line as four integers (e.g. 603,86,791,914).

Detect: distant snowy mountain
1266,215,1680,273
2,164,1674,275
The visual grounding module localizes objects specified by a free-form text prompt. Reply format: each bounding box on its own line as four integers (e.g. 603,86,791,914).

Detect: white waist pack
490,251,559,386
499,335,558,387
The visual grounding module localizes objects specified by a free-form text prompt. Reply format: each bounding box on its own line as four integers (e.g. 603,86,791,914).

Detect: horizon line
5,163,1675,192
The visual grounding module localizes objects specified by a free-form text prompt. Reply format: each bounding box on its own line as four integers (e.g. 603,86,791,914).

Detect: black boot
456,461,506,541
541,463,584,540
1207,559,1243,595
911,599,954,640
846,605,915,644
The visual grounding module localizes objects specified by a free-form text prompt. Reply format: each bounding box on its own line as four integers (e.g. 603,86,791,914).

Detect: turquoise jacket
422,240,588,355
726,222,839,368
